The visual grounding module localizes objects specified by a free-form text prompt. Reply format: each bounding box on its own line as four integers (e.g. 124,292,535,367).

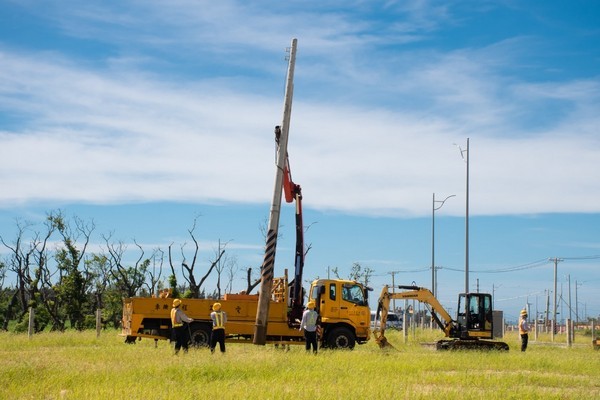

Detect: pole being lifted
253,38,298,345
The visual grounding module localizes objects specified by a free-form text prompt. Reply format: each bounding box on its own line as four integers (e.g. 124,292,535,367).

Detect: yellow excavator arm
373,285,456,348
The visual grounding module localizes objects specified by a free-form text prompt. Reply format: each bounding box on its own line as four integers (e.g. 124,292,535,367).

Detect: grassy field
0,329,598,400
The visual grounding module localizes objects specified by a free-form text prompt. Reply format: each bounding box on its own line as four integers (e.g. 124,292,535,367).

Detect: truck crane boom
281,144,305,325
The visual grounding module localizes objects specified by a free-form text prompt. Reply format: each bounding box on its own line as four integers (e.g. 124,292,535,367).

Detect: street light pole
455,138,470,293
465,138,470,294
432,193,455,298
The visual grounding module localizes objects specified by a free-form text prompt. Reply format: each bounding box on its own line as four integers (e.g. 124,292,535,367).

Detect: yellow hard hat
172,299,182,308
212,302,222,311
307,301,316,310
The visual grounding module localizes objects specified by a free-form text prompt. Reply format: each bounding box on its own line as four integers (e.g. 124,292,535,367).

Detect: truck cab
309,279,371,348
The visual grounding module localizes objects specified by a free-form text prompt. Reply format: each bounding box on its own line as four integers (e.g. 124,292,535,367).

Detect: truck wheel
327,327,356,349
189,323,211,348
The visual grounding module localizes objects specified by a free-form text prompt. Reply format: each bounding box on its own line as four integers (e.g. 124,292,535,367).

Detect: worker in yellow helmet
170,299,193,354
210,302,227,353
299,301,319,353
519,308,530,352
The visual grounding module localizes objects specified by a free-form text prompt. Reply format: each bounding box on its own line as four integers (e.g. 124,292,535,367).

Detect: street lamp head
453,143,468,162
434,194,456,211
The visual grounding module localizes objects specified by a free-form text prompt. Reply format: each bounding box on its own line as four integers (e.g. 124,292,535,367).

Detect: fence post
28,307,35,339
96,309,102,338
403,300,408,344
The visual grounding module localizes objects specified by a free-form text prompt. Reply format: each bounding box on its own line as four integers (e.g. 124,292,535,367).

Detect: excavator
373,285,509,351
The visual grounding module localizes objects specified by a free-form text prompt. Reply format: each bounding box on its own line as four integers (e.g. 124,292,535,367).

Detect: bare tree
245,267,261,294
214,239,233,297
168,217,201,297
330,266,341,280
103,234,147,298
0,259,5,290
0,217,57,331
168,217,226,298
224,255,239,294
348,262,374,286
1,220,35,315
143,248,164,296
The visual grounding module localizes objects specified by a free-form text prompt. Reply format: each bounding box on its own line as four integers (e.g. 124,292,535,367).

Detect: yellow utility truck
121,273,371,349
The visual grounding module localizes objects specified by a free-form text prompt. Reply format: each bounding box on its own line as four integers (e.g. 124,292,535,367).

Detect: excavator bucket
373,331,396,350
376,336,394,349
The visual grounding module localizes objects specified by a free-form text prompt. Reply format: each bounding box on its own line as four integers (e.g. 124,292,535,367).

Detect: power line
374,254,599,279
433,255,599,275
473,259,550,273
561,255,600,260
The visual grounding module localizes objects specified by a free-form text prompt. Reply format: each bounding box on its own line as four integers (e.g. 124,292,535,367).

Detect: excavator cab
456,293,494,340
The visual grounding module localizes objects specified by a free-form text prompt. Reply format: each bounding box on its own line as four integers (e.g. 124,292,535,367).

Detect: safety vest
519,318,529,335
171,308,182,328
306,311,318,327
212,311,225,330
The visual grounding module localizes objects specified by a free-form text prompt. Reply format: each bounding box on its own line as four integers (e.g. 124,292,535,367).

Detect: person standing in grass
171,299,193,354
299,301,319,353
210,302,227,353
519,308,530,352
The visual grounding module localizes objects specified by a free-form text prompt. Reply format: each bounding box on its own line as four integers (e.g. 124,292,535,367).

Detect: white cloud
1,43,600,217
1,1,599,218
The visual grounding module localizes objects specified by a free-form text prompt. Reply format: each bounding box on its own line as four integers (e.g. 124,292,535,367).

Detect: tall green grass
0,329,598,399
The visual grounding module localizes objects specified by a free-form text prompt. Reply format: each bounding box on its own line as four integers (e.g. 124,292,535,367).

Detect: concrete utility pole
568,274,572,338
388,271,398,313
253,38,297,345
545,289,550,330
575,280,581,324
550,257,563,342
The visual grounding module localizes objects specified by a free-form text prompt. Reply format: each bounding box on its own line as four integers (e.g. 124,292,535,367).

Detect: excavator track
436,339,509,351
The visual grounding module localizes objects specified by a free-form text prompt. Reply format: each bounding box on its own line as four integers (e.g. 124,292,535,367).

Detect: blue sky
1,1,599,322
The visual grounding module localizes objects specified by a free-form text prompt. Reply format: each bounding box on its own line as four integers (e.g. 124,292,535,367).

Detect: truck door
313,281,359,320
339,283,368,322
312,282,340,318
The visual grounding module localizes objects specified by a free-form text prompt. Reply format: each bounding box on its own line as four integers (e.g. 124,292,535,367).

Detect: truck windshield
342,284,365,305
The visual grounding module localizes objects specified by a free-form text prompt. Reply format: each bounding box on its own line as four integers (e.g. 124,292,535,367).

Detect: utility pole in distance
253,38,297,345
549,257,563,342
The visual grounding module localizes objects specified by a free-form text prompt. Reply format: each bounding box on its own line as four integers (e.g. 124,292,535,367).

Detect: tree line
0,210,263,333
